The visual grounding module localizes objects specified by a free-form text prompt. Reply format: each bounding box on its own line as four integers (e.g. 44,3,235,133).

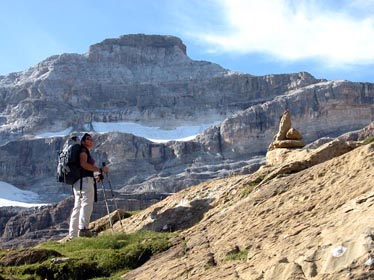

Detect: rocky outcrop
0,207,29,237
338,121,374,141
0,198,73,248
265,138,358,167
118,139,374,280
0,248,61,266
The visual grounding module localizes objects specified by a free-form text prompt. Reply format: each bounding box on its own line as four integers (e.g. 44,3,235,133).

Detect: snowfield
0,181,48,207
36,120,221,143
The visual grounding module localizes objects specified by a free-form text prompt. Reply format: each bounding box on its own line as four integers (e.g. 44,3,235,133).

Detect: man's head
81,133,94,149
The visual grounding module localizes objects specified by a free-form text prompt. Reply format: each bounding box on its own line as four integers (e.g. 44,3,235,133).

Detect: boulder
286,127,303,140
274,110,292,141
270,139,305,149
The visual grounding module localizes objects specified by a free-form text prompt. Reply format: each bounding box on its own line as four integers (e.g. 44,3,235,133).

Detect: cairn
268,110,305,150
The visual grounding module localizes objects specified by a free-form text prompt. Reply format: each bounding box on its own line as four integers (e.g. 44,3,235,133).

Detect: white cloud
188,0,374,66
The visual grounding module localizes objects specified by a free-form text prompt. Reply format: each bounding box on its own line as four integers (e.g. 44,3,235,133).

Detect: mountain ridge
0,34,373,201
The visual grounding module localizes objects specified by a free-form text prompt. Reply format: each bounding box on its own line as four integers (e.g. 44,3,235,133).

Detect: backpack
57,137,82,185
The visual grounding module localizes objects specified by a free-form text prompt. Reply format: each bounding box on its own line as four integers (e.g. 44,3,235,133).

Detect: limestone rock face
209,80,374,159
119,140,374,280
0,34,320,142
0,131,263,198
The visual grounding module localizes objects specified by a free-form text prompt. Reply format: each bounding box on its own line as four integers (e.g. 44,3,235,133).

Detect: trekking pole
102,162,125,231
100,178,114,233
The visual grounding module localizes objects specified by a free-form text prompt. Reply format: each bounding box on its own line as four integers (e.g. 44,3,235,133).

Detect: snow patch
365,257,374,266
0,181,48,207
175,198,191,208
92,121,220,142
36,127,73,138
33,121,221,143
332,246,347,257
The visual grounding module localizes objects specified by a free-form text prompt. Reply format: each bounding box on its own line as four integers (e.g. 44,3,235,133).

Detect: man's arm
80,152,109,173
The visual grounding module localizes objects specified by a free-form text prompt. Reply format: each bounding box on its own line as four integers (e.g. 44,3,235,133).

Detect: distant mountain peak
87,34,187,63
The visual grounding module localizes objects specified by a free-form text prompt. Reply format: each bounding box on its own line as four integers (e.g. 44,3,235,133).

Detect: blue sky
1,0,374,82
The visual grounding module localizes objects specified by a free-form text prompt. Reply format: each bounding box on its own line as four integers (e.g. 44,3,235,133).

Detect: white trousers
69,177,95,237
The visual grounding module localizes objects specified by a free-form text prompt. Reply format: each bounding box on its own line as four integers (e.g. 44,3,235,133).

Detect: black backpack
57,137,82,185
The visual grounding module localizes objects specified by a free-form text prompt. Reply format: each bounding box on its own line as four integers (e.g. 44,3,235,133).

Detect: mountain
1,34,374,253
0,34,373,201
0,34,319,142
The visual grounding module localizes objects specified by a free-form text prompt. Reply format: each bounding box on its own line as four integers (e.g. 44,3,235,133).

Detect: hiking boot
58,235,74,243
78,228,93,237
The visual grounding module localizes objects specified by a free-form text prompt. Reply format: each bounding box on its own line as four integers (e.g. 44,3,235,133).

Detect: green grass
0,231,177,280
240,183,257,198
240,175,266,198
363,136,374,145
226,248,248,261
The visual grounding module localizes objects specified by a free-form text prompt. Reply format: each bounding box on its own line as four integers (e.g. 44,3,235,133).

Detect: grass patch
0,231,176,280
226,248,248,261
363,136,374,145
240,174,266,198
241,183,257,198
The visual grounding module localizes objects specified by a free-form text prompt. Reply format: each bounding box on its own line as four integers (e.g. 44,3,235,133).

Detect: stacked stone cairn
268,110,305,150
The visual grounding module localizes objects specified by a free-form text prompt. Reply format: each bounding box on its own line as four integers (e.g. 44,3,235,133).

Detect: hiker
68,133,109,238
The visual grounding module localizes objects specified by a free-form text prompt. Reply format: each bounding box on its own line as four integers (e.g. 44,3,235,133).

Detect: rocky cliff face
205,80,374,159
0,34,320,141
0,131,263,197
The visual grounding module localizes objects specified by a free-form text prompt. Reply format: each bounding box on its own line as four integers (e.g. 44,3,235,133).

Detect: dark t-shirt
80,146,94,178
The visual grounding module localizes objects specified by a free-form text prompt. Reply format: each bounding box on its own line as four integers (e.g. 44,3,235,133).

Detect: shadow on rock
143,198,213,232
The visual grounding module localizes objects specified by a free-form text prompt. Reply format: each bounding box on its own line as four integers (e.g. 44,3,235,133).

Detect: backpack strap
79,176,83,198
94,181,97,202
79,150,83,198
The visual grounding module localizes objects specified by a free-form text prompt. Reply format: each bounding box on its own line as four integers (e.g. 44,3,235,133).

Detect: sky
1,0,374,82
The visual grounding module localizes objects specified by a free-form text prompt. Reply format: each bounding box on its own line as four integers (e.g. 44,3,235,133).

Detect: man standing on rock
67,133,109,239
